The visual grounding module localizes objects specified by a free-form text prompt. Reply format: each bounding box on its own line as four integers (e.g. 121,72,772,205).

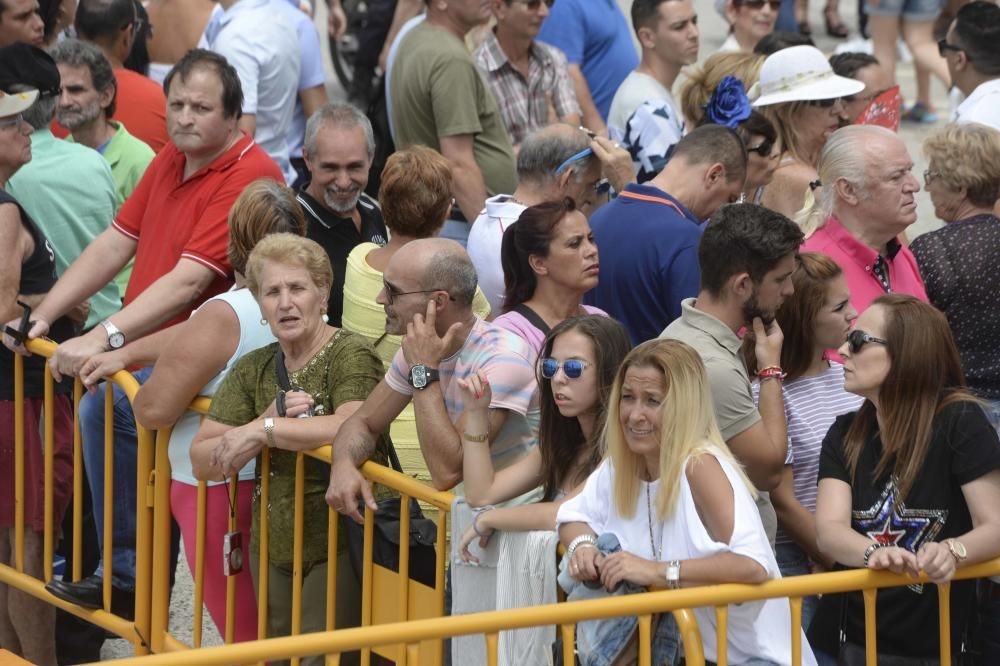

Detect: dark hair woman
494,198,605,359
813,294,1000,663
457,315,632,562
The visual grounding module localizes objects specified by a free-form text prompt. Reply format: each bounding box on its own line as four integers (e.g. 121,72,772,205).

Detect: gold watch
946,538,968,563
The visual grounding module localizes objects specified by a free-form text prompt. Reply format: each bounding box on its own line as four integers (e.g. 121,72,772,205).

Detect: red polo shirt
112,133,282,328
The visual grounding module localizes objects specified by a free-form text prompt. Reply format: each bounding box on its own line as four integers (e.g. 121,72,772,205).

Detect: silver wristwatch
100,319,125,350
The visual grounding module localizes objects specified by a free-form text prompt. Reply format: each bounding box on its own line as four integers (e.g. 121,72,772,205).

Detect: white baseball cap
749,45,865,107
0,89,38,118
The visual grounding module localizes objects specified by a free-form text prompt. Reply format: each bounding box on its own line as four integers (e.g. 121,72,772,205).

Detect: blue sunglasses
540,358,590,379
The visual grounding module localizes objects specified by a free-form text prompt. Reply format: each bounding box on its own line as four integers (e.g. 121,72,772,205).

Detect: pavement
100,0,949,660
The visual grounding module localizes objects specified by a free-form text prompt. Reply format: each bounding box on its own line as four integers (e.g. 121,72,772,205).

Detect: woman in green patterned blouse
191,233,387,664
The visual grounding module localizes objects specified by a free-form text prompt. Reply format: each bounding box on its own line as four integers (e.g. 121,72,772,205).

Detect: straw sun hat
749,45,864,107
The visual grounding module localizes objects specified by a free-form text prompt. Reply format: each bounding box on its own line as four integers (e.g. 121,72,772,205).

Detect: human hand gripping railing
1,336,157,654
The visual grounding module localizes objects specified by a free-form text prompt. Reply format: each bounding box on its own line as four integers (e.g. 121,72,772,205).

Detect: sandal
824,8,850,37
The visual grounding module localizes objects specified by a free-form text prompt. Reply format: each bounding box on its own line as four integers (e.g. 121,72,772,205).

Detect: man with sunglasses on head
327,237,540,515
942,1,1000,132
662,203,804,548
473,0,581,149
65,0,169,152
608,0,698,184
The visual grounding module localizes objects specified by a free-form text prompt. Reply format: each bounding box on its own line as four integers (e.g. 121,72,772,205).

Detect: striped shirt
474,31,581,146
752,363,863,545
386,318,540,470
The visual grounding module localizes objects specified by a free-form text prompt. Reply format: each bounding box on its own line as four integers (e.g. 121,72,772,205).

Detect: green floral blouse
207,328,390,565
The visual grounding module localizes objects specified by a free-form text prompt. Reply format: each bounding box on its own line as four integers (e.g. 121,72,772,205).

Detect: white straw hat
0,89,38,118
749,45,865,107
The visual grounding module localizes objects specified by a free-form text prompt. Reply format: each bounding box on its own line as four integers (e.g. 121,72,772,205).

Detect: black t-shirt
0,190,74,400
813,400,1000,657
296,190,388,327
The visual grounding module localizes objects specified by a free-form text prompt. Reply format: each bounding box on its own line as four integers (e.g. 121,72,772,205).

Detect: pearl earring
260,317,267,326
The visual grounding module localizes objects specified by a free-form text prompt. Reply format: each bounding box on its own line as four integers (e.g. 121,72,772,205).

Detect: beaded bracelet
566,534,598,559
863,541,890,567
758,365,787,382
472,506,495,538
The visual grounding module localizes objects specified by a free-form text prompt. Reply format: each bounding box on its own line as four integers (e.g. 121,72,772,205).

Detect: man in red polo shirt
8,48,281,379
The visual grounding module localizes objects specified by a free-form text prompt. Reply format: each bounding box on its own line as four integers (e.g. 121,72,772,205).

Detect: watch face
109,332,125,349
410,365,428,389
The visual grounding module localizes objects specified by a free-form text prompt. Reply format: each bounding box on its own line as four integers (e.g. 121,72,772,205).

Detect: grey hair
49,39,118,118
303,102,375,160
423,251,478,307
795,125,892,236
9,83,56,130
517,128,596,186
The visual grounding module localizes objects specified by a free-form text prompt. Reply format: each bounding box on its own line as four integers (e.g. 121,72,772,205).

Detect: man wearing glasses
68,0,169,152
473,0,581,148
941,1,1000,132
327,237,540,513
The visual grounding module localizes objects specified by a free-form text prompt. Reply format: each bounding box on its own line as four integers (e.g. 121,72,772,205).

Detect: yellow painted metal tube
150,428,175,653
397,493,411,629
560,623,574,666
43,364,54,582
406,642,419,665
257,447,271,642
360,503,374,666
715,605,728,666
638,613,652,666
863,587,877,665
671,609,703,666
194,481,208,648
102,380,114,611
133,423,156,656
938,581,951,666
434,503,448,663
291,451,305,666
225,474,238,645
72,379,84,582
325,508,338,632
485,631,498,666
13,352,24,573
789,596,803,666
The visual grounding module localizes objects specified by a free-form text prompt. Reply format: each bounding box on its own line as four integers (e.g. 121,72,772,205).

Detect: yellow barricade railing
94,559,1000,666
3,337,156,654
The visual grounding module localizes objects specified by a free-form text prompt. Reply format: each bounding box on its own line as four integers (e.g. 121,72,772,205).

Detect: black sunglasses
937,39,963,58
382,282,455,305
846,329,887,354
518,0,555,8
804,97,840,108
746,139,774,158
540,358,589,379
738,0,782,9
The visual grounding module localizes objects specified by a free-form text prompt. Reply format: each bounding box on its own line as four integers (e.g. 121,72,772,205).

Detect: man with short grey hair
467,123,634,313
297,102,387,326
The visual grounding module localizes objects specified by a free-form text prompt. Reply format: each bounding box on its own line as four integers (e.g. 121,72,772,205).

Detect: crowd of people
1,0,1000,664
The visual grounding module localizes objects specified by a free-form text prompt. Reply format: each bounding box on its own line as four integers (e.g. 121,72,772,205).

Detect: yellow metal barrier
3,337,156,654
102,559,1000,666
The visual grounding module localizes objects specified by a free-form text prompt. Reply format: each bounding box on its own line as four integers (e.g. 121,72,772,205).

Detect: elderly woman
342,145,491,488
191,233,386,664
813,295,1000,663
495,198,606,358
74,179,306,642
910,123,1000,430
718,0,779,52
0,89,74,666
558,339,816,666
751,45,864,218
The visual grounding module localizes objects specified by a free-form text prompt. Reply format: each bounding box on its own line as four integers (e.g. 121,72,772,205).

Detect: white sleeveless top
168,288,276,485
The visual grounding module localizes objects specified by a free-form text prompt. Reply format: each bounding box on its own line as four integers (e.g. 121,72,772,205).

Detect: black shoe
45,574,108,610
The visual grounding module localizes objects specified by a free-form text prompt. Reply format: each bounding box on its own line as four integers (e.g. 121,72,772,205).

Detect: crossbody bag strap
512,303,551,336
275,346,293,392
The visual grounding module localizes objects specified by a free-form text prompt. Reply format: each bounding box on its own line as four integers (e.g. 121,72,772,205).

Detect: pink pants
171,479,258,643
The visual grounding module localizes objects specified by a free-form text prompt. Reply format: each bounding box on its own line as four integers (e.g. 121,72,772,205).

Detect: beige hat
749,45,864,107
0,89,38,118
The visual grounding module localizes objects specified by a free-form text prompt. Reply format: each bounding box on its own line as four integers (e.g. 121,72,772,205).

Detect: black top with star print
812,399,1000,658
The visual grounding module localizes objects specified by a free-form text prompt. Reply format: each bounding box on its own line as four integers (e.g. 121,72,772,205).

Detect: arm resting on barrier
79,324,182,391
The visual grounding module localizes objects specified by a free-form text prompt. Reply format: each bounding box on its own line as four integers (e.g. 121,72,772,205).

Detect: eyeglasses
737,0,782,10
923,169,940,185
593,178,611,196
937,39,963,58
803,97,841,108
746,139,774,158
0,113,23,131
382,282,456,305
516,0,555,8
846,329,887,354
540,357,590,379
555,148,593,175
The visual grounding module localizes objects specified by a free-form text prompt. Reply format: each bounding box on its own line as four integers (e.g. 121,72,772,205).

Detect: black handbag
342,443,439,588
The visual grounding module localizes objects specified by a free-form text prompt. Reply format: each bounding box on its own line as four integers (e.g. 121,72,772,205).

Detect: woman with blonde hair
557,339,816,666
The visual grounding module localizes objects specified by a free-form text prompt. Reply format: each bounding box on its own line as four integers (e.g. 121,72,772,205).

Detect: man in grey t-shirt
661,203,803,546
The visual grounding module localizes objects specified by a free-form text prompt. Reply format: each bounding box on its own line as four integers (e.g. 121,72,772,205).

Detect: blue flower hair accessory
704,75,752,129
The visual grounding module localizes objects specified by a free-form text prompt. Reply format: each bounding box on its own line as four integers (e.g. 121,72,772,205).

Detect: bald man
325,239,540,517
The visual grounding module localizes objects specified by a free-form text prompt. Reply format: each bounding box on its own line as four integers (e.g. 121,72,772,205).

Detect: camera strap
222,474,237,522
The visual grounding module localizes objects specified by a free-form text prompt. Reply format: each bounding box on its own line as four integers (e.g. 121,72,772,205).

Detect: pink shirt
493,305,607,360
802,216,928,315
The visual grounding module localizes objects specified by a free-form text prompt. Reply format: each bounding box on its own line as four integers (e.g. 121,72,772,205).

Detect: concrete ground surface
99,0,950,659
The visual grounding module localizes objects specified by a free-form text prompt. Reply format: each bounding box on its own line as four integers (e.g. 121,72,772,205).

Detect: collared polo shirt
113,134,283,329
952,78,1000,131
583,182,702,344
473,30,581,146
296,190,388,328
661,298,778,545
204,0,300,183
7,129,121,330
802,216,927,315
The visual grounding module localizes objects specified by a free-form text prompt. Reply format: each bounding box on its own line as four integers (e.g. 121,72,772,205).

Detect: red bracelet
758,366,787,382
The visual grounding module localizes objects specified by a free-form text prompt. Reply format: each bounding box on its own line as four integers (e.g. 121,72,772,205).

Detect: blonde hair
923,122,1000,209
245,233,334,302
605,339,755,520
680,52,765,127
794,125,889,236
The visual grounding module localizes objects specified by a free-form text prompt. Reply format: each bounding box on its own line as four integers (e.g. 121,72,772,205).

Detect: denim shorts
864,0,942,22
